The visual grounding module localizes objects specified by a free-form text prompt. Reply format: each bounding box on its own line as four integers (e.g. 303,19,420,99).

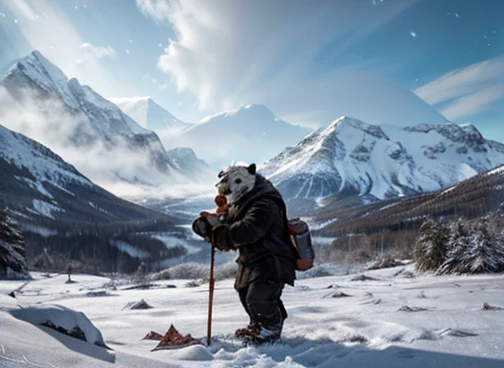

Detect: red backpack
268,196,315,271
287,218,315,271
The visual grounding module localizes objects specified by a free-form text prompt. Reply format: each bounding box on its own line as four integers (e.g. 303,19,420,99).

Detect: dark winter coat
212,175,297,290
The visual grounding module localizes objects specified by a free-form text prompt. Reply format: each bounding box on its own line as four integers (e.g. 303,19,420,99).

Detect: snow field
0,265,503,367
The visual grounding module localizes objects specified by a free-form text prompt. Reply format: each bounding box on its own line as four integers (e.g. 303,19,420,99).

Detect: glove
192,216,212,242
211,224,236,251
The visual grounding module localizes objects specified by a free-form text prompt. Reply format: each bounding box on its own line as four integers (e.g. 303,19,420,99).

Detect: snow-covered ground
1,264,503,367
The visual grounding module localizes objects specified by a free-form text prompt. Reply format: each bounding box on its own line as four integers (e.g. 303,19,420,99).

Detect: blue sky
1,0,503,141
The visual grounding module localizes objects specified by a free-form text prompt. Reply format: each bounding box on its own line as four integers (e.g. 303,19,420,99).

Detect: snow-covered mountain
0,51,208,189
170,104,312,169
166,147,214,181
111,97,192,134
0,122,168,223
260,116,504,203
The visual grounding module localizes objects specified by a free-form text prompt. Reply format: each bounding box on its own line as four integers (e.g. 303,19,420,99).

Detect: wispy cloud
415,56,504,120
80,43,116,59
135,0,441,128
440,85,504,121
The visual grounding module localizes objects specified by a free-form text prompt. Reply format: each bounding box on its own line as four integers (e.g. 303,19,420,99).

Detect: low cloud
0,86,200,196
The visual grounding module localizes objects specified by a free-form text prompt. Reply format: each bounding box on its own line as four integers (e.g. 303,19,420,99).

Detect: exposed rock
398,305,429,312
482,302,504,311
151,324,201,351
123,299,153,310
324,291,351,298
366,255,404,270
41,320,87,342
143,331,164,341
350,274,379,281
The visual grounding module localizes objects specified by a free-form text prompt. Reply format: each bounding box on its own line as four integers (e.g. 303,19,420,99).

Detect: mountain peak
235,103,275,117
262,116,504,203
3,50,79,109
112,96,189,133
204,103,277,121
18,50,68,83
328,116,389,140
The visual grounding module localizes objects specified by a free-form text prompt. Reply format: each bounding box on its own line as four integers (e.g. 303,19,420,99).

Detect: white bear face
216,163,257,204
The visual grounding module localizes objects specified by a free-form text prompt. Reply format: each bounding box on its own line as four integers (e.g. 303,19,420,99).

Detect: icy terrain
1,264,503,367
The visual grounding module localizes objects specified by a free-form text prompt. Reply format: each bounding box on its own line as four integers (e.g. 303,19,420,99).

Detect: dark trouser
238,280,287,330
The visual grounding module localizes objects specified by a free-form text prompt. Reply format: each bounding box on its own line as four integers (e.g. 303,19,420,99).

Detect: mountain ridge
112,96,192,133
172,103,312,169
260,116,504,207
0,51,210,190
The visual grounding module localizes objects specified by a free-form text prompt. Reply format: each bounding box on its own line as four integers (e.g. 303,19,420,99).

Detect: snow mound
166,344,213,361
9,304,107,347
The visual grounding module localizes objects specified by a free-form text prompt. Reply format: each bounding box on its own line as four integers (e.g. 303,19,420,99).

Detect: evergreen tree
0,207,30,279
437,218,470,275
438,217,504,274
414,218,448,272
461,219,504,273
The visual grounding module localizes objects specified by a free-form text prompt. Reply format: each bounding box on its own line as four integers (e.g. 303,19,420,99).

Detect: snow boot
235,321,260,340
244,323,282,345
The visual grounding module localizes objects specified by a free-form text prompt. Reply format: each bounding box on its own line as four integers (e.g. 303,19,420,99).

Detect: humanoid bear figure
194,163,296,344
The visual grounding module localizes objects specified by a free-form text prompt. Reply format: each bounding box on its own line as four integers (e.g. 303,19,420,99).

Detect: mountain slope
0,51,205,189
261,117,504,204
111,97,192,134
0,122,193,273
170,104,312,169
0,123,169,223
313,164,504,245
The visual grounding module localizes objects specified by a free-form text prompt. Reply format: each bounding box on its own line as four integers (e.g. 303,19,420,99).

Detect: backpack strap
262,195,301,260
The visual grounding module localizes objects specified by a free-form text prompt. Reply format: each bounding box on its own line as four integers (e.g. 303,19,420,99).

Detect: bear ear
247,163,256,175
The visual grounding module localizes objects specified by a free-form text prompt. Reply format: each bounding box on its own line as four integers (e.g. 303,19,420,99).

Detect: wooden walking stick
206,194,228,346
207,242,215,346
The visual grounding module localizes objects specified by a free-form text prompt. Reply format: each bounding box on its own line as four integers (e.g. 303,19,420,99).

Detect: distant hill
310,165,504,261
170,104,312,169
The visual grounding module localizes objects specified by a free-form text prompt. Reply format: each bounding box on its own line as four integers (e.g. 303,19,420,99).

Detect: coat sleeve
211,224,235,251
228,198,277,247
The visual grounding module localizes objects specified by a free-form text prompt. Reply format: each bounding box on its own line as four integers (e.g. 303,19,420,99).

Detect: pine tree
437,218,470,275
438,217,504,274
461,219,504,273
0,207,30,279
414,218,448,272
